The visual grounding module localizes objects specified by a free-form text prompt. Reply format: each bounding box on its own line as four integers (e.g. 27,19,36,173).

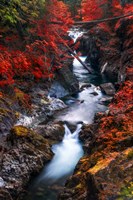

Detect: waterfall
38,123,84,185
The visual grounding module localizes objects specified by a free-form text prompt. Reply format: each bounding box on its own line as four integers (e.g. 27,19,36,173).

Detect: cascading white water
38,124,84,185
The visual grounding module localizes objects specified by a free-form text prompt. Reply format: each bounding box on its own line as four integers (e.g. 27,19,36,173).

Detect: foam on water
37,124,84,185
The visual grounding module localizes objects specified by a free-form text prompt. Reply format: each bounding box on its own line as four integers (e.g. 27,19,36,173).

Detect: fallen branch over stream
54,30,93,73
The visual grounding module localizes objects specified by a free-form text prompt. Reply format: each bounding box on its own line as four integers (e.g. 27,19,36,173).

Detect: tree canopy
0,0,73,85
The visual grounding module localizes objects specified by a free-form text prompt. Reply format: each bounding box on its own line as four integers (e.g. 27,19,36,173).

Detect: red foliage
0,0,73,86
109,81,133,115
81,0,132,21
124,4,133,14
81,0,104,21
96,80,133,153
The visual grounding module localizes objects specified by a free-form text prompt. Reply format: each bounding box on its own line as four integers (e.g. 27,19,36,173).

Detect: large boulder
100,83,116,96
35,122,65,141
0,126,53,200
56,66,79,96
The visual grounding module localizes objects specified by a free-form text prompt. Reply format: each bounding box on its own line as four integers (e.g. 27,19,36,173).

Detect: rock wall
56,58,79,96
76,17,133,82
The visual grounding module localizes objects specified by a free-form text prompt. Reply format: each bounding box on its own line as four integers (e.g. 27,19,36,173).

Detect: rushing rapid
26,124,84,200
37,123,84,185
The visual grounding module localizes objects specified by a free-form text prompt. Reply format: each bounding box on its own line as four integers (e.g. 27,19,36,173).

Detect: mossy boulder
1,125,53,199
9,125,53,152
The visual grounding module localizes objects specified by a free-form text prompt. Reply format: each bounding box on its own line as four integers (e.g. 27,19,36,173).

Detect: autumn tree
0,0,73,85
81,0,133,21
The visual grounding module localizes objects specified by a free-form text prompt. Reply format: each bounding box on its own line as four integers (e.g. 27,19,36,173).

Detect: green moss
127,150,133,159
117,182,133,200
11,125,50,148
0,107,12,117
76,183,82,189
11,125,45,141
11,126,30,137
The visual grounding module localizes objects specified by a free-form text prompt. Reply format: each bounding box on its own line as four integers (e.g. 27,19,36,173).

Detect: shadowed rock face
100,83,116,96
76,17,133,84
76,34,100,69
56,65,79,96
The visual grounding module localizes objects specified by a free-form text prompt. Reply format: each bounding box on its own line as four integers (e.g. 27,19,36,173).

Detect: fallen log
54,30,93,73
74,12,133,25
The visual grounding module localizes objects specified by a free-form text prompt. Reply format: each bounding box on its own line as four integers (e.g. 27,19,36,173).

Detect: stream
25,29,108,200
54,55,107,124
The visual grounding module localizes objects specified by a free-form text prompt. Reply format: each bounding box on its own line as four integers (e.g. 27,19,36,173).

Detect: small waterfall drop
26,124,84,200
38,123,84,186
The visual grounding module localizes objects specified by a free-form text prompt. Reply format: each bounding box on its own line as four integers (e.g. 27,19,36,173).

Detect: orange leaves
47,0,73,27
109,81,133,115
81,0,103,21
27,0,73,78
124,4,133,15
97,80,133,152
0,50,14,85
14,88,31,110
0,0,73,85
81,0,132,25
111,0,123,16
32,70,43,79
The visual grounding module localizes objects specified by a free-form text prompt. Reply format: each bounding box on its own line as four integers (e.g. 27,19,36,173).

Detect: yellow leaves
88,153,118,174
11,125,29,137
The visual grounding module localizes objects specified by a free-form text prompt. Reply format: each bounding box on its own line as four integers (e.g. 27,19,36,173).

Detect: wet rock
75,34,90,56
16,94,67,127
100,83,116,96
79,83,91,91
79,124,95,142
48,97,67,111
76,34,100,68
35,123,65,141
79,124,96,153
90,92,98,96
100,96,113,104
49,81,69,98
56,65,79,95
